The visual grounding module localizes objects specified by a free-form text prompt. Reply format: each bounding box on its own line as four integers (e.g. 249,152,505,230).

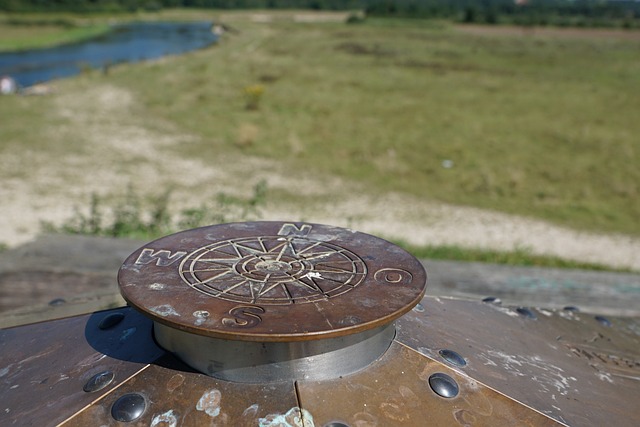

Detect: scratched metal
397,296,640,427
61,355,300,426
297,341,561,426
2,300,638,426
0,307,164,427
5,220,640,426
118,221,427,341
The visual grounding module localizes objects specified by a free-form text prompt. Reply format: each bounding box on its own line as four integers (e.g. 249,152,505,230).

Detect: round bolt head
111,393,146,422
438,349,467,367
595,315,612,327
429,372,459,398
98,312,125,330
48,298,66,306
324,422,351,427
83,371,115,393
516,307,537,319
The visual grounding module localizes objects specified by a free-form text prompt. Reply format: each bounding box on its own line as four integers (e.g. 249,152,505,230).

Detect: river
0,21,218,88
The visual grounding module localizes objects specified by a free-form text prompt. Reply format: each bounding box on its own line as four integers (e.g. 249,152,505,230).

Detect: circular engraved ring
179,236,367,305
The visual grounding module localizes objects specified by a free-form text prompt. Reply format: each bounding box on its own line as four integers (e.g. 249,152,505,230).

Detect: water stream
0,21,218,88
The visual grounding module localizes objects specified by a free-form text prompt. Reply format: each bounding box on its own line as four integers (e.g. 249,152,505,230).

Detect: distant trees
0,0,367,12
1,0,638,29
364,0,640,28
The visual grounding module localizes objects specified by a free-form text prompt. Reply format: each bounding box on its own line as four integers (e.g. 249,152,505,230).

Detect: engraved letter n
278,223,312,237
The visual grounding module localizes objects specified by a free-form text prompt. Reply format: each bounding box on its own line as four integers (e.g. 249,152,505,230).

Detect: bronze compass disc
118,221,427,342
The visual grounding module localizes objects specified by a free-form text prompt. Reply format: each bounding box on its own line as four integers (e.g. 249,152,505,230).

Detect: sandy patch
245,12,351,24
455,24,640,41
1,83,639,270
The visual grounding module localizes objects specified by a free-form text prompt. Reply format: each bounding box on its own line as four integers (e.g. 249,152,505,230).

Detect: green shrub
41,180,267,240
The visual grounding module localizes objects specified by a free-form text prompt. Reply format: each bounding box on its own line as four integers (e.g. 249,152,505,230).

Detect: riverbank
0,15,111,52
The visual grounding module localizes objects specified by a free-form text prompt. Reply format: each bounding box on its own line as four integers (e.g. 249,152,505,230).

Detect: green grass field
114,12,640,235
1,10,639,240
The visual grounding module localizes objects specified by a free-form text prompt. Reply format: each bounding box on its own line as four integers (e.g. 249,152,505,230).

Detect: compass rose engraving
179,236,367,305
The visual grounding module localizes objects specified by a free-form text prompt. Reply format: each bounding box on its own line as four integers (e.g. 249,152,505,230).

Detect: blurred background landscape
1,1,639,319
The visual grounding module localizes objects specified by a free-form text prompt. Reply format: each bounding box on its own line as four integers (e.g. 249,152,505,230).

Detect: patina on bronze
118,221,427,381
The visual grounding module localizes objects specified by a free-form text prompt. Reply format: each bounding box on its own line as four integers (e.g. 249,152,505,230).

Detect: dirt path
454,24,640,41
1,83,639,270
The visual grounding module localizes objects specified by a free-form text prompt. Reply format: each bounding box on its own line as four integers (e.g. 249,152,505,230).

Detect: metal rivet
324,423,351,427
429,372,459,398
516,307,537,319
111,393,146,422
482,296,501,304
83,371,115,393
48,298,66,306
438,349,467,367
595,315,611,327
413,303,425,313
563,306,579,312
99,312,125,330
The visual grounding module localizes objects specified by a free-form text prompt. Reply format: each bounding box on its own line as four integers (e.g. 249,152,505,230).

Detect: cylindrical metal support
154,322,396,383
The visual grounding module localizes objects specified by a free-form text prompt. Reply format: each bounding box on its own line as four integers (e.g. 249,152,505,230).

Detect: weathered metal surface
2,298,639,426
397,296,640,426
424,259,640,317
61,357,300,426
118,221,427,342
0,307,163,426
296,342,562,426
0,234,141,318
3,222,640,426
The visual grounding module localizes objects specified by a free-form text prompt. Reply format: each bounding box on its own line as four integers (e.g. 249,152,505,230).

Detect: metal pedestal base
154,322,396,383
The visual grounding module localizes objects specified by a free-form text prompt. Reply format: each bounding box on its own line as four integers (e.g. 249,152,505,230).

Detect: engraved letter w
134,249,187,267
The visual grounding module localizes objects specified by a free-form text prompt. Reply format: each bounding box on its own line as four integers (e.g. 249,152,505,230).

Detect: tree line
366,0,640,28
1,0,639,28
0,0,365,12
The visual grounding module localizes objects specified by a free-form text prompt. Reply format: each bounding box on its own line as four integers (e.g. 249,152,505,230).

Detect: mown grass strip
394,240,632,272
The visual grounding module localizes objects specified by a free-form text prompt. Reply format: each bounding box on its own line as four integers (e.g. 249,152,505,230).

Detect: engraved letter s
222,305,265,328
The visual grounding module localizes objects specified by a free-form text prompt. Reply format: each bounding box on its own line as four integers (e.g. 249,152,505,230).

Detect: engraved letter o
374,268,413,285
